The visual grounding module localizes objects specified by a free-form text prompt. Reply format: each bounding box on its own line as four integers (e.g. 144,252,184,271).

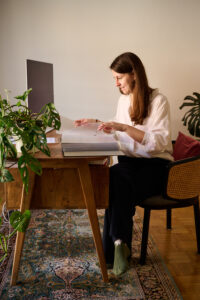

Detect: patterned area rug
0,209,182,299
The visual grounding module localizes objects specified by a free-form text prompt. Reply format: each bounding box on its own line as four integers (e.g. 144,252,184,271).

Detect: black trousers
102,156,169,264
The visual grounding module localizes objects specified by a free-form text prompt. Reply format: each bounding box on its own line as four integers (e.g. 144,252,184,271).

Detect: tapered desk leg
10,171,36,286
10,231,25,286
78,161,109,283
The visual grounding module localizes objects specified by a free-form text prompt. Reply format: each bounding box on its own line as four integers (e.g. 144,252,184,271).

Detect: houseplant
179,92,200,138
0,88,61,262
0,88,61,192
0,210,31,263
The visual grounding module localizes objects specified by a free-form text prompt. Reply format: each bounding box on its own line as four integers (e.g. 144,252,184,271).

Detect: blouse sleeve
115,93,173,159
139,95,172,154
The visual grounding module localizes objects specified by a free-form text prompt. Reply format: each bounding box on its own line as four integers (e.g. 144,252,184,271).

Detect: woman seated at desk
74,52,173,276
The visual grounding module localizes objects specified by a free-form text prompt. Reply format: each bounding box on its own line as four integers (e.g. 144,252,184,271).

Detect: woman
75,52,173,276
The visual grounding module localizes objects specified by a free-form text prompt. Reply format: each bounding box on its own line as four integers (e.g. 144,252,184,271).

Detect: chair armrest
169,154,200,167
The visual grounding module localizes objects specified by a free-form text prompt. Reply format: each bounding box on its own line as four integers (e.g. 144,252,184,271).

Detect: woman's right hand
74,118,97,127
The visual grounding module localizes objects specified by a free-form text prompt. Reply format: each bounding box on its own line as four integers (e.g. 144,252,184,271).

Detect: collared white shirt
113,89,174,161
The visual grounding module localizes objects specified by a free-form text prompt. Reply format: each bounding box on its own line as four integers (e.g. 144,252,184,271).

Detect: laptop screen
26,59,54,113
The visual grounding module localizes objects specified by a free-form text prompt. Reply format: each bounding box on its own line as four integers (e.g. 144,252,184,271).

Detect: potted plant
0,88,61,192
179,92,200,138
0,88,61,262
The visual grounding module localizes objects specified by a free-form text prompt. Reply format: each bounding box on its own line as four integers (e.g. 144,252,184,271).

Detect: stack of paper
61,123,123,157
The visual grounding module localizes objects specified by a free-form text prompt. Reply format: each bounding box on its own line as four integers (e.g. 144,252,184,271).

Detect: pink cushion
173,132,200,161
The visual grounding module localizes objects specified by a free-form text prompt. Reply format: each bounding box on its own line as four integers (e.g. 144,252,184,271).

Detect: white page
47,137,56,143
61,123,118,144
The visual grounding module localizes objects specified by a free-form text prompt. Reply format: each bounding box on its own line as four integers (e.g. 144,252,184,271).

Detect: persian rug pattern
0,209,182,299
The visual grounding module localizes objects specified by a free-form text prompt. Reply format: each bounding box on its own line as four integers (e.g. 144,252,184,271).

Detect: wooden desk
5,133,109,285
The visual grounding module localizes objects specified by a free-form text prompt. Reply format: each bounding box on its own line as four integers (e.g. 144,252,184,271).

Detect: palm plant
179,92,200,138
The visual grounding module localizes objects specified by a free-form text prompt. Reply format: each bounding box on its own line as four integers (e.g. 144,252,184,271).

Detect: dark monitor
26,59,54,113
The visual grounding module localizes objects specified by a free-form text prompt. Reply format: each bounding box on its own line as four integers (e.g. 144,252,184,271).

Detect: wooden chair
138,155,200,264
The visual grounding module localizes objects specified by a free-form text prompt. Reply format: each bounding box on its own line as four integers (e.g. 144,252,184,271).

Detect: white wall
0,0,200,139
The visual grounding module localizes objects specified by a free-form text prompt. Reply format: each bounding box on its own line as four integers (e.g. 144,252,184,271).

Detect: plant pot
12,136,23,154
13,136,39,155
15,139,23,153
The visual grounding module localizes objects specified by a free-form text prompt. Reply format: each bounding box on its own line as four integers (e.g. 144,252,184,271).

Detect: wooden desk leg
10,171,35,286
78,162,109,283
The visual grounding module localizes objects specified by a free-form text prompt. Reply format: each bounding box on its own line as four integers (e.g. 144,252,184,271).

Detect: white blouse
113,89,174,161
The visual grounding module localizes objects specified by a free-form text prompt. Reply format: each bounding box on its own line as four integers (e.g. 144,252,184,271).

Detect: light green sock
113,242,131,276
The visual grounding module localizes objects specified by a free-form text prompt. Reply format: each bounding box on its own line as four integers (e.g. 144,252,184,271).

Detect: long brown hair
110,52,154,125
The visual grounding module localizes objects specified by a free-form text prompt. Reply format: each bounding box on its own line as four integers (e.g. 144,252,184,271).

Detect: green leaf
193,92,200,100
180,92,200,137
18,148,42,192
0,253,8,263
184,96,198,102
29,158,42,175
2,99,8,105
40,103,61,130
15,88,32,101
188,116,196,136
22,149,42,175
0,169,14,182
0,233,6,252
9,210,31,232
183,108,199,123
3,136,17,158
179,102,196,109
32,130,50,156
193,117,200,137
195,122,200,137
188,114,196,128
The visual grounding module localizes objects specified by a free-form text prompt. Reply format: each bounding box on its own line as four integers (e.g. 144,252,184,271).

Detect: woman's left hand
98,121,127,133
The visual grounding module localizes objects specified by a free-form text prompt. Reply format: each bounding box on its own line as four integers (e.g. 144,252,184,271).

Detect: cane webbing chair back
167,157,200,199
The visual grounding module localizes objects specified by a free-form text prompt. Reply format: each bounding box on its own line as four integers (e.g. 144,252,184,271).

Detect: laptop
26,59,54,133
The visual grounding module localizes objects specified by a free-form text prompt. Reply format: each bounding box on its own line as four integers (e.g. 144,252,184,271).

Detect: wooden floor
137,206,200,300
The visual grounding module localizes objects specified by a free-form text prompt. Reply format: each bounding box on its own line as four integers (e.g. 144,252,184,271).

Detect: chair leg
166,209,172,229
193,202,200,253
139,208,151,265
